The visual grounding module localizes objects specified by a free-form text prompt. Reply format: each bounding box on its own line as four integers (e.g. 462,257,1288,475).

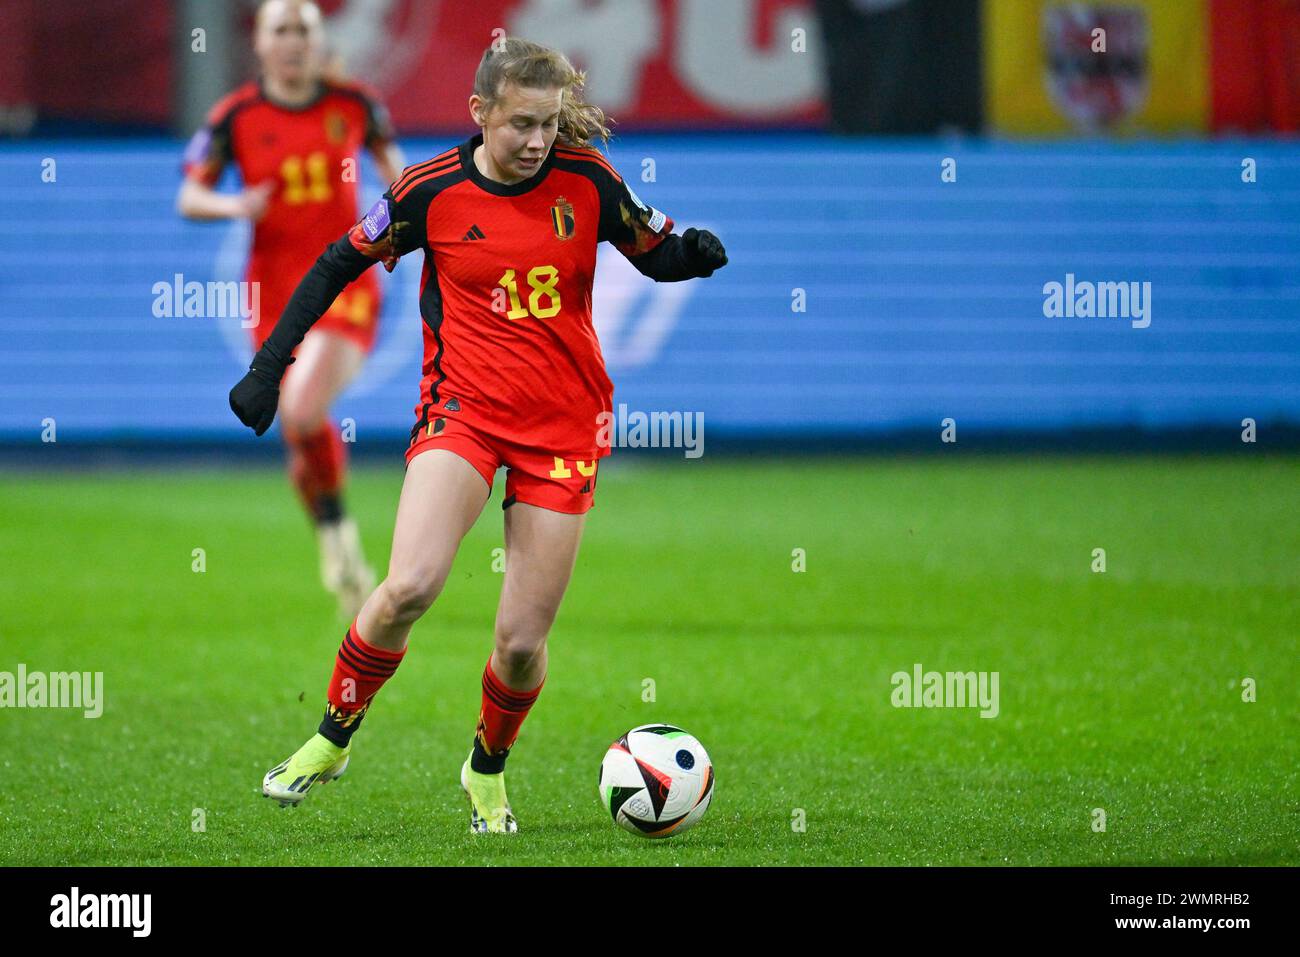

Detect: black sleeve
181,104,236,186
585,158,713,281
257,236,377,367
361,172,430,263
625,234,710,282
593,164,676,257
253,181,427,371
377,188,428,259
362,92,397,151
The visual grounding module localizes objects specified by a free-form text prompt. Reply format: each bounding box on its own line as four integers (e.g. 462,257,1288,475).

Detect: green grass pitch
0,454,1295,866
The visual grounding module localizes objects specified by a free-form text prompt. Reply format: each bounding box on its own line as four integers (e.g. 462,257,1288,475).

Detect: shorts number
327,288,373,327
498,265,561,321
549,457,597,478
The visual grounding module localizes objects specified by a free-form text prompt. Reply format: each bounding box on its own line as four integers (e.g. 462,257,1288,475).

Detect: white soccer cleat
317,517,376,619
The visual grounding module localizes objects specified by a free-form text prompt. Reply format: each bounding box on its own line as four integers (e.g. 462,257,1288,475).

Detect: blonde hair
255,0,323,34
473,37,612,149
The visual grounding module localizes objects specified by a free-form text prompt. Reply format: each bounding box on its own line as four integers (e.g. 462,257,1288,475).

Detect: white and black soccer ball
598,724,714,838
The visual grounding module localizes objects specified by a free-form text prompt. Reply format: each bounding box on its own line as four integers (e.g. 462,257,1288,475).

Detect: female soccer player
231,37,728,832
179,0,404,618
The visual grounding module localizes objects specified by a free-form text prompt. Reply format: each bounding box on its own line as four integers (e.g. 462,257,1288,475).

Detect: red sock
318,620,405,746
471,658,544,773
285,420,347,522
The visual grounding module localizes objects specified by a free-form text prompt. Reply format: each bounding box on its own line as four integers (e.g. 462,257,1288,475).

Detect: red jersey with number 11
183,80,395,347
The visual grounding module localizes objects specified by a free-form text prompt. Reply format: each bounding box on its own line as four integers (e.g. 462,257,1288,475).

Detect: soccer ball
598,724,714,838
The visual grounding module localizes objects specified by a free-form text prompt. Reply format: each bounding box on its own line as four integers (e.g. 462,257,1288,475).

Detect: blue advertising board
1,135,1297,445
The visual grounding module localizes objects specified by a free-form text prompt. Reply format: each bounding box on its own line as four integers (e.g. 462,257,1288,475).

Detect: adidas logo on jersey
461,224,486,241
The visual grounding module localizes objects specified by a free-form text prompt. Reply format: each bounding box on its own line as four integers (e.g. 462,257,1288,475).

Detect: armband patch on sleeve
615,197,675,259
361,198,391,241
182,128,226,184
349,198,403,272
182,129,212,167
622,185,668,234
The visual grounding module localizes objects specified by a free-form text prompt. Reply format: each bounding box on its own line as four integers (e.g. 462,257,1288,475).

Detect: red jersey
347,132,675,459
183,79,395,349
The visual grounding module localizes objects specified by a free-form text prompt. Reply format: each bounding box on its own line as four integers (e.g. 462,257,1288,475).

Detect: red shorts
250,271,382,354
405,416,601,514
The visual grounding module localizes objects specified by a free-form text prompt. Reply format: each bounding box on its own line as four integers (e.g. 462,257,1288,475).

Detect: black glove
681,227,728,277
229,346,294,436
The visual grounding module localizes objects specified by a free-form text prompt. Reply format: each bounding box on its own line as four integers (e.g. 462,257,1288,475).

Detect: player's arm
176,177,273,222
595,167,728,281
369,142,406,187
229,190,424,435
361,88,406,193
175,106,274,222
626,228,728,281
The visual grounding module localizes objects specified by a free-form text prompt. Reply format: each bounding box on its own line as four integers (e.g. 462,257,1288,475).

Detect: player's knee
494,641,542,678
493,619,547,668
378,570,446,623
278,394,327,438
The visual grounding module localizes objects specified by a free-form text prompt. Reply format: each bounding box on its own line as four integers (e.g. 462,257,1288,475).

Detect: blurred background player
177,0,404,617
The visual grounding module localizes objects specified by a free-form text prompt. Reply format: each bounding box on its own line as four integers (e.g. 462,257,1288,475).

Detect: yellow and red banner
984,0,1208,135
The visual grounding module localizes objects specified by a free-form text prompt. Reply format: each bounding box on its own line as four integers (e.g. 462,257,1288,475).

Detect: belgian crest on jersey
325,110,348,145
551,196,575,241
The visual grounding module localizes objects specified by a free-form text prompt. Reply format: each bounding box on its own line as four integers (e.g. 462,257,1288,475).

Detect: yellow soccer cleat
262,733,351,808
460,756,518,834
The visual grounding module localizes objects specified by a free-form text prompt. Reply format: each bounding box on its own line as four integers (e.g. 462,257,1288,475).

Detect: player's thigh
496,502,587,640
386,449,492,601
279,329,365,430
